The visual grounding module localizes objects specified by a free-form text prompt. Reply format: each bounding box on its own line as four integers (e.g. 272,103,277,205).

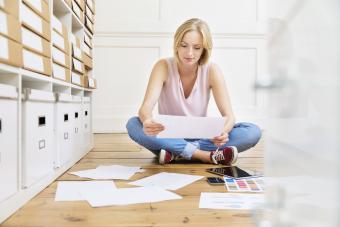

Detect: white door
254,0,340,226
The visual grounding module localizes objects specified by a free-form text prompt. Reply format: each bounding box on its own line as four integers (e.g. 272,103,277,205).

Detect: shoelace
213,150,225,161
170,153,181,161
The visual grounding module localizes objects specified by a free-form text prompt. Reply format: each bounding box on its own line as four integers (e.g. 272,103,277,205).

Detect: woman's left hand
212,132,229,147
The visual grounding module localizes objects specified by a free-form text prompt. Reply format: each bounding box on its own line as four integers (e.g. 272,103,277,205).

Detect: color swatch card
223,177,264,193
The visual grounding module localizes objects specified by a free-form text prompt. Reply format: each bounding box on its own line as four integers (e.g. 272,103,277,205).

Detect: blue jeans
126,116,261,160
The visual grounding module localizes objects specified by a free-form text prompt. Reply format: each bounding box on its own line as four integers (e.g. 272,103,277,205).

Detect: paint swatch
224,177,264,193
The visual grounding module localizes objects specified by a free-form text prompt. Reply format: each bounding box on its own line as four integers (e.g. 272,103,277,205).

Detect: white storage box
0,84,18,202
52,30,70,54
71,72,83,86
22,88,55,188
52,46,70,69
82,96,91,152
55,93,73,167
21,4,51,41
72,0,84,23
72,95,83,154
82,39,92,58
52,63,71,82
22,0,50,22
72,44,83,62
84,31,92,49
22,27,51,58
23,48,52,76
72,57,84,74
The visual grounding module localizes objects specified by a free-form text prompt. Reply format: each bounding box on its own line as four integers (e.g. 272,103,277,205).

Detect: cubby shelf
0,0,96,223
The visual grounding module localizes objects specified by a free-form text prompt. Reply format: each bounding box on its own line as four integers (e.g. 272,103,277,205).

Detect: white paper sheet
154,115,226,139
69,165,143,180
0,11,8,36
55,181,116,201
199,192,264,210
80,186,182,207
129,172,204,190
0,36,8,59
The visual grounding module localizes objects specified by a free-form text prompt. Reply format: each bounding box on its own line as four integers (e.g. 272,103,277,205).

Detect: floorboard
2,133,264,227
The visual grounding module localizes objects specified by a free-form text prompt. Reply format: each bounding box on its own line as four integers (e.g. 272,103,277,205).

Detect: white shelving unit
0,0,95,223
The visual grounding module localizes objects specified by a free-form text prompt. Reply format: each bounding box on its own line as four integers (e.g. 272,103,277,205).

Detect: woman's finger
144,128,164,135
146,125,163,130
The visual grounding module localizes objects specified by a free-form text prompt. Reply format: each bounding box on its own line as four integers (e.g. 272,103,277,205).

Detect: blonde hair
173,18,213,65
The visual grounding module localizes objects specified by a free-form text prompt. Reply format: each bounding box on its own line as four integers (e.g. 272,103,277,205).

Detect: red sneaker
210,146,238,165
159,149,179,164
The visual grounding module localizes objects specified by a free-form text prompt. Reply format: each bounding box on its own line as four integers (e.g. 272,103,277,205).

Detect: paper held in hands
154,115,226,139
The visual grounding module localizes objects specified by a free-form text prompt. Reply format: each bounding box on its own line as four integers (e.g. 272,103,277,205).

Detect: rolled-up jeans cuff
181,142,198,160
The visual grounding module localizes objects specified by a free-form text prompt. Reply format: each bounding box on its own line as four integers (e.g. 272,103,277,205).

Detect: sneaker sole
230,146,238,165
159,149,166,164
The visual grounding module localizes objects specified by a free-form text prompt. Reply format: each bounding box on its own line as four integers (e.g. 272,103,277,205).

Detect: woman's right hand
143,118,165,136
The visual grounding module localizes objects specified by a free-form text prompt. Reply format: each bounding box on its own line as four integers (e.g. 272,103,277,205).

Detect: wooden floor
2,133,264,227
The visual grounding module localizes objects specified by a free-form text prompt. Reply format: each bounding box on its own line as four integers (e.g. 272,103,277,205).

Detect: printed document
55,181,116,201
80,186,182,207
199,192,264,210
129,172,204,190
154,115,225,139
69,165,143,180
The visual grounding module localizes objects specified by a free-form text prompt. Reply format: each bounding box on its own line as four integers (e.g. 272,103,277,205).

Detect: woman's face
177,30,204,66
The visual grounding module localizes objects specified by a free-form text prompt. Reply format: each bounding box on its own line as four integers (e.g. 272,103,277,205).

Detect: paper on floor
154,115,226,139
129,172,204,190
69,165,143,180
199,192,264,210
55,181,116,201
80,186,182,207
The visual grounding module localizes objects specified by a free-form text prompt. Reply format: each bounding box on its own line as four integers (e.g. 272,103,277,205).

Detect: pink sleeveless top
158,57,211,117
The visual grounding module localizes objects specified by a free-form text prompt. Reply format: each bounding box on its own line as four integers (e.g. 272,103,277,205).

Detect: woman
126,18,261,165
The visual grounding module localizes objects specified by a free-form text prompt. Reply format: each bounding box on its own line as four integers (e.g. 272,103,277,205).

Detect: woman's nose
187,47,194,56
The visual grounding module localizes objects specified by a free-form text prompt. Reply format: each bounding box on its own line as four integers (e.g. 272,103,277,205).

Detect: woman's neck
177,61,198,78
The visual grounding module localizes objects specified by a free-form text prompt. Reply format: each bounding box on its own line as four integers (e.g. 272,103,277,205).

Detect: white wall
93,0,267,132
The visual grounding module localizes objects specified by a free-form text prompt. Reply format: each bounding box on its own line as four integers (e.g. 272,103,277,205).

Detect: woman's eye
194,47,201,50
181,44,187,47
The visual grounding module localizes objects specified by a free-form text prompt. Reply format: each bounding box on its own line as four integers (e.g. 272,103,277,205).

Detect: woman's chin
180,59,198,65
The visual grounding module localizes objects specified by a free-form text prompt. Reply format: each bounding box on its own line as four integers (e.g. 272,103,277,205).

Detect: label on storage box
86,5,93,21
86,0,93,11
23,49,44,72
73,45,82,59
52,30,65,50
0,11,8,35
0,36,9,59
52,63,66,80
71,72,81,85
73,58,83,72
52,47,66,66
83,43,91,56
88,78,95,88
72,1,81,18
21,4,43,34
22,27,43,53
70,33,76,44
26,0,43,14
84,33,92,48
86,17,93,30
52,15,63,35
